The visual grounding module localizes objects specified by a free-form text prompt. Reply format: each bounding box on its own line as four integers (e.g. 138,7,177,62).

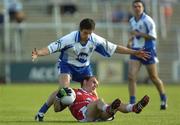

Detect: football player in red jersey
54,76,150,122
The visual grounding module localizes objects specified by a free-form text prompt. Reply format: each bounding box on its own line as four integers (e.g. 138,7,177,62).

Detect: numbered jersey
48,31,117,67
69,88,98,121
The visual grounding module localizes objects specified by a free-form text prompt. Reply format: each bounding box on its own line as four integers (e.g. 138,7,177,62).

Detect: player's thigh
128,60,141,77
58,73,71,85
146,63,158,77
86,101,101,120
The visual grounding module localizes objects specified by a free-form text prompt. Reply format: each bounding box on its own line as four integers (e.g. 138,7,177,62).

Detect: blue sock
130,96,136,104
38,103,49,114
160,94,167,102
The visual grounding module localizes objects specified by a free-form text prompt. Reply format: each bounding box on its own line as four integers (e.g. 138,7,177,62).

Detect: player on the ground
33,18,150,121
53,76,150,122
127,0,167,110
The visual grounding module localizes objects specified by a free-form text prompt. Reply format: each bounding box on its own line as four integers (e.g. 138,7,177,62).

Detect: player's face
133,2,144,17
84,77,99,92
80,29,93,42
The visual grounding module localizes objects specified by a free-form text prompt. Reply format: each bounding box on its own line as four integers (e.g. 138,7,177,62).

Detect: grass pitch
0,83,180,125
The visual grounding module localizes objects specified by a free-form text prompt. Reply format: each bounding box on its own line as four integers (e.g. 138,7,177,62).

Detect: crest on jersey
76,52,88,63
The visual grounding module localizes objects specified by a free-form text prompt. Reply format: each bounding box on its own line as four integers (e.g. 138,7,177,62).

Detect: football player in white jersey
127,0,167,110
32,18,150,121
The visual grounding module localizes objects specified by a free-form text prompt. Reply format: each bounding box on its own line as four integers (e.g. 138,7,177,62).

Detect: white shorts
78,106,88,122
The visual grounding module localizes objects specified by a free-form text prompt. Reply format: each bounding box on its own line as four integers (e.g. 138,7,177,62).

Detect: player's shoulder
143,13,155,24
129,16,135,23
60,30,78,42
91,32,106,42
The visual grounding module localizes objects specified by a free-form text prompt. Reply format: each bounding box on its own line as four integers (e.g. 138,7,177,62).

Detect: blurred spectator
0,0,25,59
6,0,25,23
47,0,78,16
111,5,132,23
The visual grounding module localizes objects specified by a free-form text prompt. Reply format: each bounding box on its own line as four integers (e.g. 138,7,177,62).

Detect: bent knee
128,74,136,82
54,107,61,112
149,75,159,82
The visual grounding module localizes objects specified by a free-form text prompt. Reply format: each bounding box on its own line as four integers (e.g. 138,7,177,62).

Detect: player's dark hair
80,76,96,87
132,0,145,8
79,18,95,31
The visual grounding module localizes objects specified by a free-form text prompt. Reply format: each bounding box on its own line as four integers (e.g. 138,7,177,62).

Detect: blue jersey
129,12,157,49
48,31,117,67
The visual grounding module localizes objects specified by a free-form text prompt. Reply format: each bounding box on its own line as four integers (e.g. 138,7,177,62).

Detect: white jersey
48,31,117,67
129,13,157,49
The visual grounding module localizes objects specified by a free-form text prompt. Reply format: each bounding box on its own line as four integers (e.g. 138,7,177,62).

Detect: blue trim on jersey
76,31,91,44
90,35,94,43
77,31,81,42
59,45,74,61
58,61,93,82
143,21,149,34
95,44,110,57
75,32,78,42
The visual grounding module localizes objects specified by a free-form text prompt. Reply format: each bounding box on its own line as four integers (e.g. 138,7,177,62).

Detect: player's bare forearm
115,45,136,55
36,47,50,56
115,46,150,60
131,31,155,40
32,47,50,62
139,32,155,40
127,37,133,48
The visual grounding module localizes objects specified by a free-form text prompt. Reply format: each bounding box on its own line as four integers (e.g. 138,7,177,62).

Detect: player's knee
54,106,61,112
97,98,104,103
128,74,136,82
149,75,159,82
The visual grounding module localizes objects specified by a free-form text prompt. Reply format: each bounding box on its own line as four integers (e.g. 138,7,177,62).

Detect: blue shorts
130,48,159,65
58,61,93,82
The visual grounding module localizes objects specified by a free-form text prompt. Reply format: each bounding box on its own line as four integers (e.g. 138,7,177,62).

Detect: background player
127,0,167,109
32,18,150,121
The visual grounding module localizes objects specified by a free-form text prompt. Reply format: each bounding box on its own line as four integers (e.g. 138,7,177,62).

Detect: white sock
102,104,109,112
38,112,44,117
126,104,134,112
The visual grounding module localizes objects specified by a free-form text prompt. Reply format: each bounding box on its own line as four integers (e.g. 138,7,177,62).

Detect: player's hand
32,48,38,62
56,87,72,98
134,50,151,61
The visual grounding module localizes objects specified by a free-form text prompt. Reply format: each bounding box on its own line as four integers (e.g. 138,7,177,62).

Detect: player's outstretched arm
115,45,150,61
32,47,50,62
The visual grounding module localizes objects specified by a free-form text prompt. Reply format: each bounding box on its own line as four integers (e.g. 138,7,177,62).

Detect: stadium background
0,0,180,125
0,0,180,84
0,0,180,83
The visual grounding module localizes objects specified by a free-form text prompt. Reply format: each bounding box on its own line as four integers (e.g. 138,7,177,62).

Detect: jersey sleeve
47,32,75,54
92,33,117,57
47,39,62,54
145,17,157,39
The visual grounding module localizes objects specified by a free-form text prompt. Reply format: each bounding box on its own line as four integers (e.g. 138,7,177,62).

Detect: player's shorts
58,61,93,82
130,48,159,65
78,106,88,122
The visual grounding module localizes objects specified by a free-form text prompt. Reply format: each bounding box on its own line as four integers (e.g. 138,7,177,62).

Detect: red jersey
69,88,98,121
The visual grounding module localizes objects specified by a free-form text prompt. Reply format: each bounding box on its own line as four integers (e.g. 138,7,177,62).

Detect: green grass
0,83,180,125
